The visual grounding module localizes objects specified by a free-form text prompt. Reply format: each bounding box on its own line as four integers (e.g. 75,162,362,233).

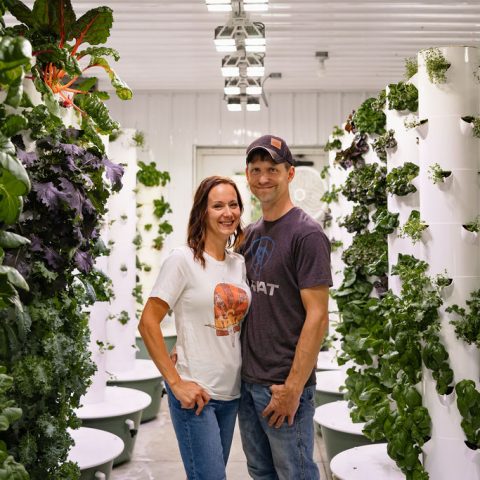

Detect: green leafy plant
423,48,451,84
132,283,143,305
405,57,418,80
117,310,129,325
132,234,142,249
339,205,370,233
96,340,114,353
332,125,345,137
422,326,454,395
137,161,170,187
399,210,428,244
387,82,418,112
428,163,451,184
463,215,480,233
153,196,172,219
352,97,386,136
153,221,173,251
386,162,419,196
5,0,132,152
335,134,369,170
330,239,343,252
456,380,480,450
132,130,145,148
324,138,342,152
404,116,428,130
371,129,397,162
446,289,480,347
321,185,341,204
342,163,387,206
372,207,399,235
461,116,480,138
342,232,388,277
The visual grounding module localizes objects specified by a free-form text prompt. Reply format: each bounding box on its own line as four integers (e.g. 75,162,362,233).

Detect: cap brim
246,146,285,164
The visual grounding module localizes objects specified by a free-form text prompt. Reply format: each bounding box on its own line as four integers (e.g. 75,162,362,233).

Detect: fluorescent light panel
222,66,240,77
246,45,266,53
246,66,265,77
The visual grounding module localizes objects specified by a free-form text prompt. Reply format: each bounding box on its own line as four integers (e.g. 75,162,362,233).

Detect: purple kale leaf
33,182,66,209
16,149,37,167
102,156,124,191
59,178,84,216
74,250,93,273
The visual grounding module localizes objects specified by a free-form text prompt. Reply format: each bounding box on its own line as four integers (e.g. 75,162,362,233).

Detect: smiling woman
138,175,251,480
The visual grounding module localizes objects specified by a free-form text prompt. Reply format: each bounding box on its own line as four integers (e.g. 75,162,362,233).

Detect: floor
111,396,334,480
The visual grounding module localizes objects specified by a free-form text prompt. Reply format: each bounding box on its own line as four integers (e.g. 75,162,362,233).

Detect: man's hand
262,384,302,428
171,379,211,415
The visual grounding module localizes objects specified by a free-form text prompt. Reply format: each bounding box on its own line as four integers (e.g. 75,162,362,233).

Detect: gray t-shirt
239,207,332,387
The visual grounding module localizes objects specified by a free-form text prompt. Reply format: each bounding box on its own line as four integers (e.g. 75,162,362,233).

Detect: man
238,134,332,480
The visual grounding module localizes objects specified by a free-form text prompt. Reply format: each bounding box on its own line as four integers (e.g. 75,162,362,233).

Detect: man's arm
262,284,329,427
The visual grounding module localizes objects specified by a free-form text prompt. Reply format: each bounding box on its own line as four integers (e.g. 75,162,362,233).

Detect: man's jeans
238,381,320,480
165,382,239,480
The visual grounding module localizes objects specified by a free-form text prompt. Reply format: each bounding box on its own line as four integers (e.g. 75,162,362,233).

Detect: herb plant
386,162,419,196
330,239,343,252
463,216,480,233
423,48,451,84
446,289,480,347
404,116,428,130
137,161,170,187
399,210,428,244
387,82,418,112
405,57,418,80
428,163,452,184
371,129,397,162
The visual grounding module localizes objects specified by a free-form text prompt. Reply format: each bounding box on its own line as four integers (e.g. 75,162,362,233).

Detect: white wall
107,91,374,251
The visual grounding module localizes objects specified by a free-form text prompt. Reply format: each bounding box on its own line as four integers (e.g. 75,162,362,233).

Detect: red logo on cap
271,138,282,149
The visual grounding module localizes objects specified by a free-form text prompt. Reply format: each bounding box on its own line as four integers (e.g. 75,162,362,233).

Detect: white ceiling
6,1,480,93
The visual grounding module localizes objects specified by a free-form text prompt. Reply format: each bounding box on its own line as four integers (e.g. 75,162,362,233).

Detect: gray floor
111,397,333,480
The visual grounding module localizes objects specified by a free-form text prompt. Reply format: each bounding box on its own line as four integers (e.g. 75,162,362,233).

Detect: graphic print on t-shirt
245,236,275,276
209,283,249,343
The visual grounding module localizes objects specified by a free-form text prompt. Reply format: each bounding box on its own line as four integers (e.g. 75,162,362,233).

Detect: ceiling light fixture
243,0,268,13
221,54,242,77
214,19,265,53
227,96,242,111
245,77,262,95
205,0,232,12
246,97,261,111
315,51,329,78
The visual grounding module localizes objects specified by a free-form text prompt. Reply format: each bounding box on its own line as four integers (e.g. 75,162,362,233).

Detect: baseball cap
246,135,295,166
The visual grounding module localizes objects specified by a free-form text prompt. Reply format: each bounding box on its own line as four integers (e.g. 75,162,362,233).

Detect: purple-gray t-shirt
239,207,332,387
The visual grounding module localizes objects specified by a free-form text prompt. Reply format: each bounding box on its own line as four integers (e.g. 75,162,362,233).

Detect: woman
139,176,250,480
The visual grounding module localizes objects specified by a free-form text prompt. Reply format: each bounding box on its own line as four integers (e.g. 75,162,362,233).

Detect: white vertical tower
417,46,480,479
106,129,138,373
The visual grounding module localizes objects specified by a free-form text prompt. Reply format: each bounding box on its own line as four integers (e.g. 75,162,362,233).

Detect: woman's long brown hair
187,176,244,268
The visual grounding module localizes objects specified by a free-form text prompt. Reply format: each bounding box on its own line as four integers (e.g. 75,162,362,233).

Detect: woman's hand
171,379,211,415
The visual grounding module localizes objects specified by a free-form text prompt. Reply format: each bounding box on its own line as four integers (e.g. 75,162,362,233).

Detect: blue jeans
165,382,239,480
238,381,319,480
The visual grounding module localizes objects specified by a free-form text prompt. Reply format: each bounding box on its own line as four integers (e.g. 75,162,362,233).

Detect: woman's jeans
238,381,320,480
165,382,240,480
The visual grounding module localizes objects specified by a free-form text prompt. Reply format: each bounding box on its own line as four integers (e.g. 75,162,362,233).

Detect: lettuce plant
335,133,369,170
387,82,418,112
342,163,387,206
386,162,419,196
352,97,386,136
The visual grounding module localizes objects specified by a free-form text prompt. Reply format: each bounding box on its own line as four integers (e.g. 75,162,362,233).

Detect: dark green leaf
0,231,29,248
71,6,113,46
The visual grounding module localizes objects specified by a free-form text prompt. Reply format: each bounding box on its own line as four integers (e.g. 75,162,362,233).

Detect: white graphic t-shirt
150,246,250,400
